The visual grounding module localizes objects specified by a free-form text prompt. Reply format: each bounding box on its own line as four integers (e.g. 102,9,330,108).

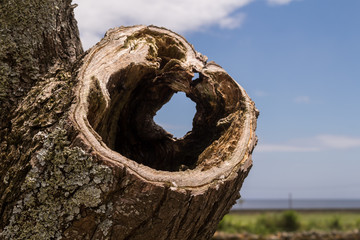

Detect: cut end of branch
72,25,258,187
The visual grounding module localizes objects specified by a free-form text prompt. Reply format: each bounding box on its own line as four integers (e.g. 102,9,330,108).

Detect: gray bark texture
0,1,258,240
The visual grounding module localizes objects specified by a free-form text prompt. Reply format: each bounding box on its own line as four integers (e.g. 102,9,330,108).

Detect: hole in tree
154,92,196,138
85,30,245,172
87,61,237,171
192,72,199,81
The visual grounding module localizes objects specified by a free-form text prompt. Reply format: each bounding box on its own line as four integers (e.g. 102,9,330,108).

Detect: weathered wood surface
0,2,258,240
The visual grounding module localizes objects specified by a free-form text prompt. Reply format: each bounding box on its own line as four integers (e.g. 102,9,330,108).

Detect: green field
217,210,360,235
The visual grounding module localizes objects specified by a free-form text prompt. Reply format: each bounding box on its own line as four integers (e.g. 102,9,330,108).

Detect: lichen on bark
0,65,111,239
1,125,114,240
0,0,82,138
0,70,74,225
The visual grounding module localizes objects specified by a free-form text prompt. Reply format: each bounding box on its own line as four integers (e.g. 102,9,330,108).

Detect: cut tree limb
0,2,258,239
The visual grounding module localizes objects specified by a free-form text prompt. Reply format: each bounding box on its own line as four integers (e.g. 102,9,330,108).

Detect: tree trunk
0,1,258,240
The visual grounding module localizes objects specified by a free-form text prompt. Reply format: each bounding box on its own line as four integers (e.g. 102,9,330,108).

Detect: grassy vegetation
217,210,360,235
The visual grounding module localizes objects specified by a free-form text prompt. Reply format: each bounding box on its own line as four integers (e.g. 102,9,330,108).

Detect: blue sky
74,0,360,199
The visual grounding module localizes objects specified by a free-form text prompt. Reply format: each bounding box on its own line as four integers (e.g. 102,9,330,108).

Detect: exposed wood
0,2,258,239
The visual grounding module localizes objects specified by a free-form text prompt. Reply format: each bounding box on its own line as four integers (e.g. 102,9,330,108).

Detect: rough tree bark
0,1,258,240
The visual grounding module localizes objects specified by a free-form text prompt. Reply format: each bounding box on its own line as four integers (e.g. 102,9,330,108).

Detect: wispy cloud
253,90,268,97
73,0,253,49
316,135,360,149
257,135,360,153
219,13,247,30
267,0,295,6
257,144,320,153
294,95,310,104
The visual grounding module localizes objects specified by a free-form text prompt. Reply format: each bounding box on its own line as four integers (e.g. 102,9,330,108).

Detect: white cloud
219,13,247,29
294,95,310,104
253,90,268,97
257,144,320,153
267,0,294,5
73,0,253,49
256,135,360,153
316,135,360,149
